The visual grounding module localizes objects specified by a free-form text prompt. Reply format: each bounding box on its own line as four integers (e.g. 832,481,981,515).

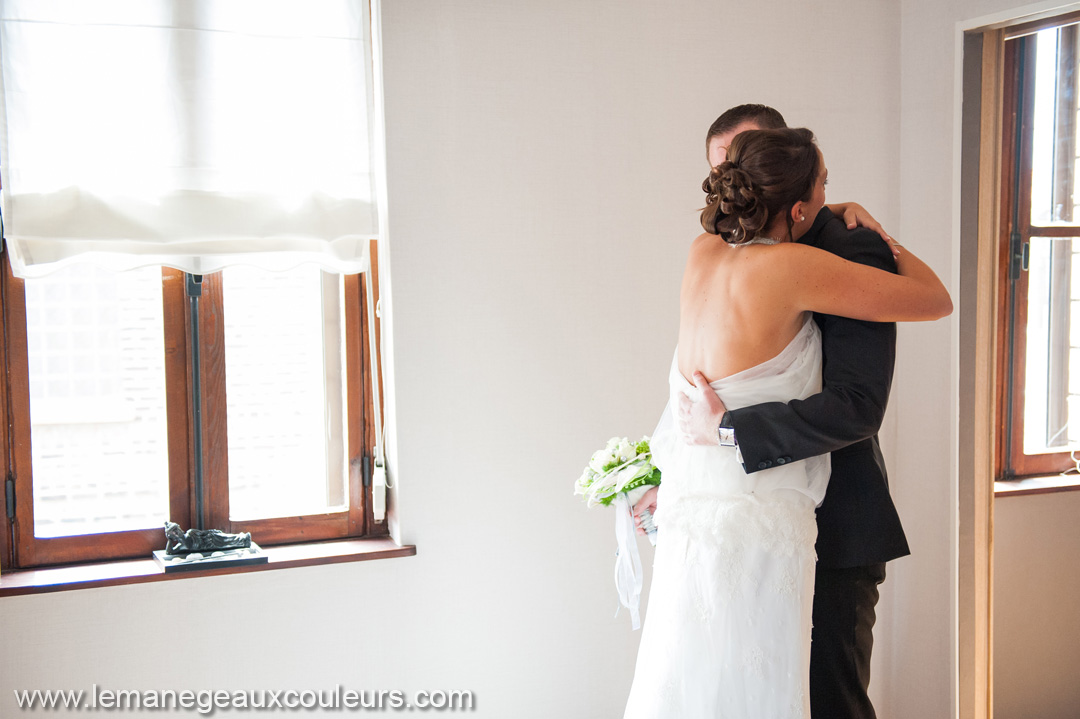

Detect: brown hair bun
700,127,820,244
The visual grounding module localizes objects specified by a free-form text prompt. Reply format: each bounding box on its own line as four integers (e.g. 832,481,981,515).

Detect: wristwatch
717,412,737,447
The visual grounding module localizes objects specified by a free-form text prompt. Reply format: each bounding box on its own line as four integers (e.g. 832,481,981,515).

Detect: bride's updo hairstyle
701,127,820,244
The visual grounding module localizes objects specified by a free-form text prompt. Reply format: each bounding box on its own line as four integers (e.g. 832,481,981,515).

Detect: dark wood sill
0,537,416,597
995,474,1080,497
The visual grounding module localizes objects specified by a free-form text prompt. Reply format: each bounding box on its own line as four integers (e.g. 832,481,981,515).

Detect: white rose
617,439,636,463
575,468,593,494
589,450,610,473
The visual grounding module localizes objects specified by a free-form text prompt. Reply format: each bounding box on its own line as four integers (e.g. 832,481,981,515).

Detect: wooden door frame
958,22,1005,719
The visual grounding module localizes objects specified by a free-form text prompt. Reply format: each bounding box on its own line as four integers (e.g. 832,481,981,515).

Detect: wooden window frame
997,23,1080,480
0,240,385,571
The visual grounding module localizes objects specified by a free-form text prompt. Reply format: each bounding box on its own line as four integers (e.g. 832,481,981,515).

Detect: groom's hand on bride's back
678,371,727,445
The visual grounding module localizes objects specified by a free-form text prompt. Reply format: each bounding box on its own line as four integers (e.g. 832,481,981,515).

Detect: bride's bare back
677,234,808,383
680,128,951,386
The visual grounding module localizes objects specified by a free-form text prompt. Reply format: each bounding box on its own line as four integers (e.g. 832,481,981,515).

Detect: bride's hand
678,371,728,445
826,202,893,243
633,486,659,535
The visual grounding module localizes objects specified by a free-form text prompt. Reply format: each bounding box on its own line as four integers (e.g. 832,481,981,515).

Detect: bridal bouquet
575,436,661,630
575,436,661,523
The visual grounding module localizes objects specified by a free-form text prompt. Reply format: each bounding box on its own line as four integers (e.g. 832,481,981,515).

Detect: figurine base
153,543,268,573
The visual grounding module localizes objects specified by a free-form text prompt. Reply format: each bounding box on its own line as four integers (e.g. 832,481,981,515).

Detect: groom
662,104,908,719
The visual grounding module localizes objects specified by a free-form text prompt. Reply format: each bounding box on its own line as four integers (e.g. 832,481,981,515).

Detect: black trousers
809,563,886,719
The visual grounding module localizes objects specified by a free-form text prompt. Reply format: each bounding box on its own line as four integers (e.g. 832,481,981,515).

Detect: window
997,19,1080,479
0,243,384,569
0,1,389,572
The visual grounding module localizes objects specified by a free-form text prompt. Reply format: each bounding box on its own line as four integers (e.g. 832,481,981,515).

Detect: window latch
1009,232,1029,279
5,475,14,519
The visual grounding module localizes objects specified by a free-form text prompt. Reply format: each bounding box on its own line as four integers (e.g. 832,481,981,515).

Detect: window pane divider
186,273,206,530
1026,224,1080,235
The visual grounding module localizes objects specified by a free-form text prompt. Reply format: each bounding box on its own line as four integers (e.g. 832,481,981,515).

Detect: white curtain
0,0,379,278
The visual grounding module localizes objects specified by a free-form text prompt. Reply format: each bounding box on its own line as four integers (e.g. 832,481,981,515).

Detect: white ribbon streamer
613,492,644,630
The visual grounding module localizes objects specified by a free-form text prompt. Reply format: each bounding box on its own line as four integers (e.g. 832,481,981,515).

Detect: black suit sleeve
727,228,897,473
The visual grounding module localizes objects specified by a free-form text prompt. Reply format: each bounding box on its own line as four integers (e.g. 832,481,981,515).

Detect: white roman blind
0,0,380,278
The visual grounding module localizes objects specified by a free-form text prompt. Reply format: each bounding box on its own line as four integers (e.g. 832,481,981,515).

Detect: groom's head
706,104,786,169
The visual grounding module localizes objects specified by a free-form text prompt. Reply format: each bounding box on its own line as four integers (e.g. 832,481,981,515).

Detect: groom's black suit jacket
726,207,910,569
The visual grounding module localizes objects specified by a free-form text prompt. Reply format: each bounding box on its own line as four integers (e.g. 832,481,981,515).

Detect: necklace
740,235,783,246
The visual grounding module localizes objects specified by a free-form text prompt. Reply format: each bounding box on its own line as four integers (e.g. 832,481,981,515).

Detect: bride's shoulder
686,233,726,262
690,232,721,249
753,242,837,276
772,241,826,259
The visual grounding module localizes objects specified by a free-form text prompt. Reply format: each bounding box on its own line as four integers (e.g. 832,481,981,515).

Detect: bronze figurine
163,521,252,556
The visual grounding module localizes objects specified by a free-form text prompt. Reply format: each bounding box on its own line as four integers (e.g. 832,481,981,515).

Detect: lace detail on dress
776,566,799,597
789,688,807,719
690,579,712,625
742,645,765,676
659,675,680,704
654,492,818,563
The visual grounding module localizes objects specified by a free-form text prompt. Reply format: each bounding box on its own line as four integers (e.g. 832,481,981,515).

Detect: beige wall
993,491,1080,719
2,0,1068,717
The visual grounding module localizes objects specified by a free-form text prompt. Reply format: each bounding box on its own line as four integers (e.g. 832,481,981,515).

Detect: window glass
1022,237,1080,454
1030,25,1080,225
26,265,170,537
222,265,347,520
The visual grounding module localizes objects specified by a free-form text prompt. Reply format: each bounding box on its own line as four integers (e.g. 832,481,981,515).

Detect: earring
799,214,805,222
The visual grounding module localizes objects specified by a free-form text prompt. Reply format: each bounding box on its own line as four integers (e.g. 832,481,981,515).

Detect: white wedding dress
623,318,830,719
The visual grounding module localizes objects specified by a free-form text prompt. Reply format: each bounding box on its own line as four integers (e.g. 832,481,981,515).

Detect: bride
622,127,951,718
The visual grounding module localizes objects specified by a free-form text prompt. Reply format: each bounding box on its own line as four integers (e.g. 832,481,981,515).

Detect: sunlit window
0,1,385,570
1000,22,1080,477
223,267,348,520
26,265,170,537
